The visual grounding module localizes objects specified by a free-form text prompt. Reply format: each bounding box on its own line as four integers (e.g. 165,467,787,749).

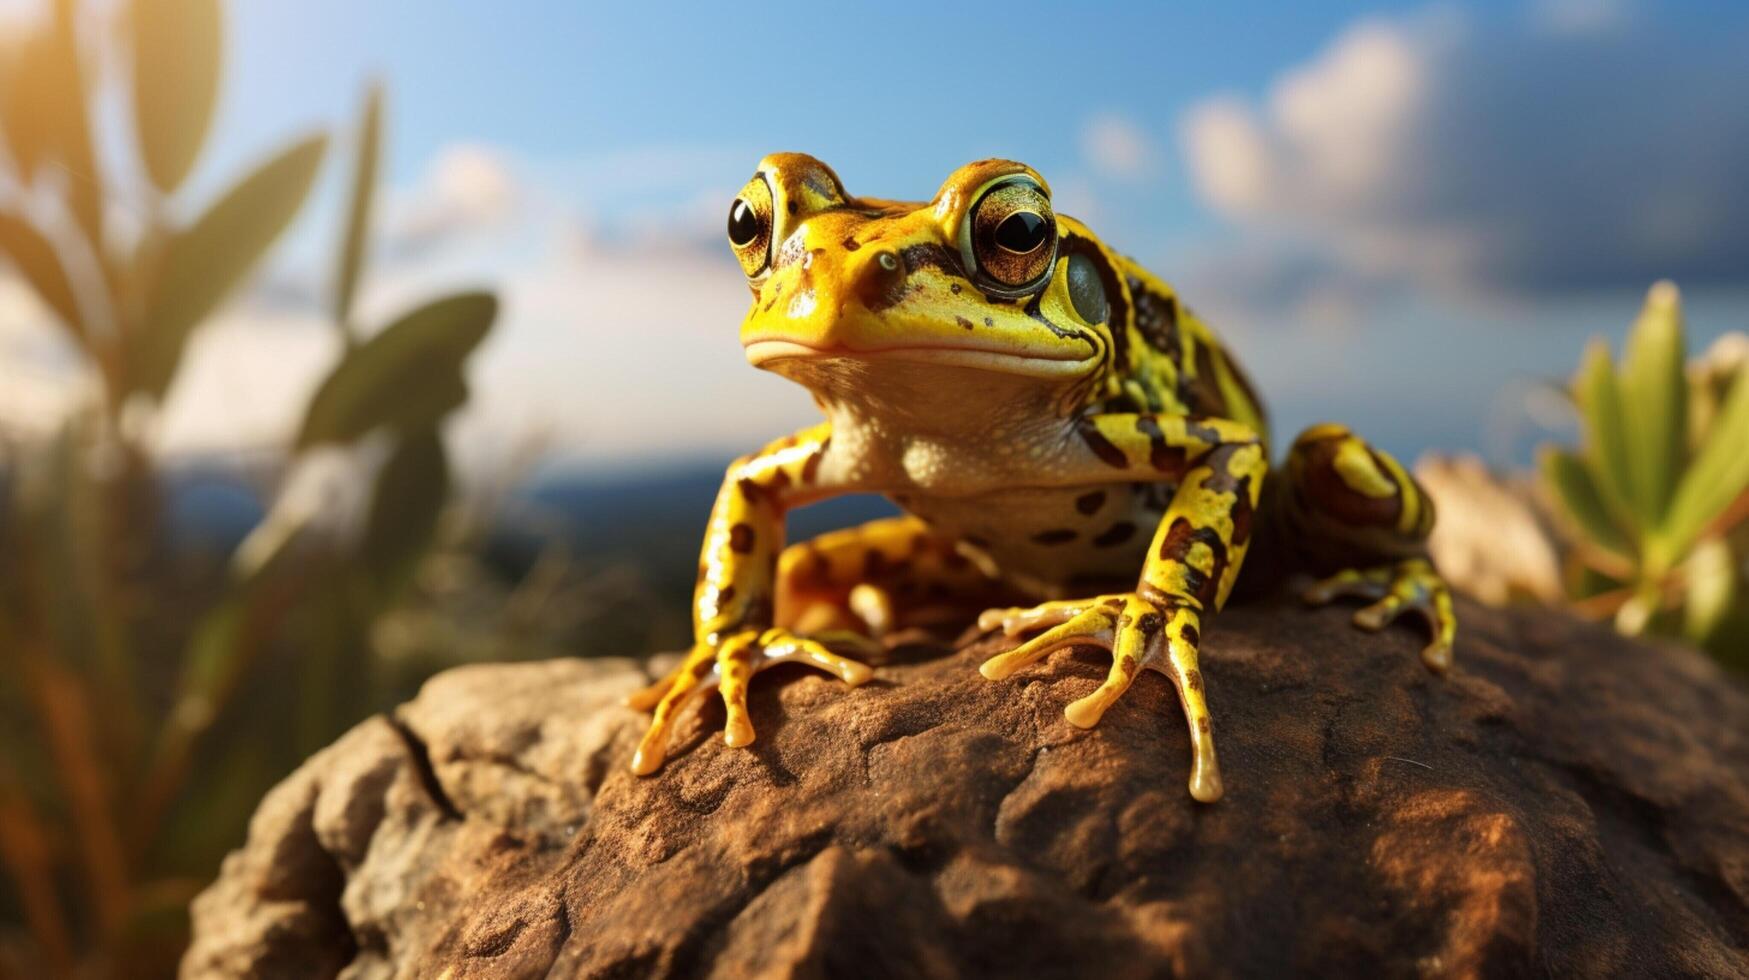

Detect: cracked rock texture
182,598,1749,978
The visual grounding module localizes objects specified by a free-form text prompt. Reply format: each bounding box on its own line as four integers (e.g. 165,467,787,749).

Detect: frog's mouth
743,336,1095,377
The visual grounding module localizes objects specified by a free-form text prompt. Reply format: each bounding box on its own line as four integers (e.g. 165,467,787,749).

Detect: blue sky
4,0,1748,473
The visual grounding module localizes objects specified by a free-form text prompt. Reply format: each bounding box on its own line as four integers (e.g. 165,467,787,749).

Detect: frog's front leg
979,415,1266,803
626,422,873,775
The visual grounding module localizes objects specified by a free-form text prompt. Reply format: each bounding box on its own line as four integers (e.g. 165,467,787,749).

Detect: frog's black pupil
995,211,1048,253
727,198,761,246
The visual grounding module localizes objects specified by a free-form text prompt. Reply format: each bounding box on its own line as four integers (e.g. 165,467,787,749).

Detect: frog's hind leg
775,515,1001,637
1276,423,1456,671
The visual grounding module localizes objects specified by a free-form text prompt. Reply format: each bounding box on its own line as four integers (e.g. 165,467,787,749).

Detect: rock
182,598,1749,979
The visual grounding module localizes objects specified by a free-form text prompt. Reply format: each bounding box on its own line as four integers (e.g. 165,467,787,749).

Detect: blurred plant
1537,281,1749,667
0,0,495,974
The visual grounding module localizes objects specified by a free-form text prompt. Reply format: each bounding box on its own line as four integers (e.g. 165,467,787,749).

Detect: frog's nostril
855,249,909,312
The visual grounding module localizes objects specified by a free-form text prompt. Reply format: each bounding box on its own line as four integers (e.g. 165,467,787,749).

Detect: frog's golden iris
962,176,1055,291
625,153,1456,803
725,173,774,278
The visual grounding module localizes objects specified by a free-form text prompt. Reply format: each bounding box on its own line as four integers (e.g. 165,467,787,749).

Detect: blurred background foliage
0,0,523,973
1537,284,1749,664
1421,286,1749,670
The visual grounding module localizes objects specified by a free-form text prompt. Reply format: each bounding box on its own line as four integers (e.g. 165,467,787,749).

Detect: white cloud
381,144,521,259
1178,7,1749,319
1532,0,1631,37
1079,113,1159,181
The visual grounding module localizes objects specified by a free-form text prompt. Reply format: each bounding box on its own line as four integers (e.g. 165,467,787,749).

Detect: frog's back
1102,254,1270,451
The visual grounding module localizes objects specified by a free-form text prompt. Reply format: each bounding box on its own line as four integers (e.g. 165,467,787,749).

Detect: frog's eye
961,177,1056,293
727,175,774,276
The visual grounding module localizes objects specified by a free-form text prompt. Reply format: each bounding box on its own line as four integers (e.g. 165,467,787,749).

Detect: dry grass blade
24,659,131,941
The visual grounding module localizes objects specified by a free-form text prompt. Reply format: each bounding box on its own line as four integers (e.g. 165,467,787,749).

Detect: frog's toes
1303,557,1455,672
978,593,1223,803
626,628,875,775
976,596,1123,679
976,595,1123,639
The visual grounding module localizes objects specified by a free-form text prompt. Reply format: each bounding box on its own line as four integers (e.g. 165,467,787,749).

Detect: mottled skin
626,154,1456,802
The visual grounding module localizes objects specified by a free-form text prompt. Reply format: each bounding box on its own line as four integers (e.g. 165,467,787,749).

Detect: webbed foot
976,592,1222,803
1303,557,1455,671
625,627,877,774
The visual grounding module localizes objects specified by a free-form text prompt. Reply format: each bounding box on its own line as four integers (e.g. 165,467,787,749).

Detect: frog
625,153,1455,802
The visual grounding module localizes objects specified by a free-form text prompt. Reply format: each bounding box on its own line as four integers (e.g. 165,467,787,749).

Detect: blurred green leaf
1573,339,1637,534
128,0,222,194
0,211,83,342
130,134,328,399
1539,446,1631,561
361,426,447,598
1683,537,1737,647
1619,281,1687,527
170,596,245,717
1663,362,1749,558
296,291,496,447
333,83,383,330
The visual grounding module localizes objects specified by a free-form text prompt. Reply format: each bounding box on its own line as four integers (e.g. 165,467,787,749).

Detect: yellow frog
626,154,1455,802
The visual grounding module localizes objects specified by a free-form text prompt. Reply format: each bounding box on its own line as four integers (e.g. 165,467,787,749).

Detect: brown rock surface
182,598,1749,978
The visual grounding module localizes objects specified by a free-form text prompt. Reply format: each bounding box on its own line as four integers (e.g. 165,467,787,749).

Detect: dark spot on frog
1155,517,1225,605
955,316,974,331
1231,491,1254,546
1184,668,1203,692
729,523,756,553
1093,521,1136,547
983,316,993,327
736,477,768,505
899,242,969,280
1075,490,1106,515
1181,623,1200,648
1075,419,1130,469
1135,415,1190,473
717,584,736,604
787,199,798,215
950,283,962,295
1134,611,1164,641
842,235,861,251
1032,528,1077,545
962,534,991,549
1130,275,1181,361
